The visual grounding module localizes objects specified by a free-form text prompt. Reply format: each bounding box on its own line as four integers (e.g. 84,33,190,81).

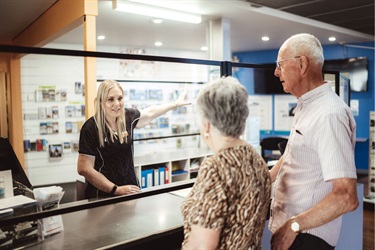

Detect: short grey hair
196,76,249,137
284,33,324,68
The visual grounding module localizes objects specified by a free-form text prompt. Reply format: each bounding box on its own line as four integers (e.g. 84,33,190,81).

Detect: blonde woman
78,80,188,199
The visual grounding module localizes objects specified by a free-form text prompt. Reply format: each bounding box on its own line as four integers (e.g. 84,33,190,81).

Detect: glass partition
0,45,223,226
0,45,342,227
20,51,220,188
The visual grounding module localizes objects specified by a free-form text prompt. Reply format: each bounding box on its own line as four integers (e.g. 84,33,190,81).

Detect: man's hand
271,220,297,250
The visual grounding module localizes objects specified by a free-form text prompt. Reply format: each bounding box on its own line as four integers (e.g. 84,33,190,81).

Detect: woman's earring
204,132,209,138
122,130,129,138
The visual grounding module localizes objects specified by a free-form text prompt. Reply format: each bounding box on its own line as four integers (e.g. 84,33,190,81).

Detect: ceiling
249,0,374,36
0,0,374,54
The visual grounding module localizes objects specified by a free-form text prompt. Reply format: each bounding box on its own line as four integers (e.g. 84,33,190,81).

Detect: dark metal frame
0,44,225,227
0,44,341,227
1,179,195,226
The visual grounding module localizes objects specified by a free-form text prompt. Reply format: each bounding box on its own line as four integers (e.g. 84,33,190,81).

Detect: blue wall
233,42,375,171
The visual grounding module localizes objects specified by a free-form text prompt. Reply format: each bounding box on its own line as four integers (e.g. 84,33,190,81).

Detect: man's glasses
275,56,301,70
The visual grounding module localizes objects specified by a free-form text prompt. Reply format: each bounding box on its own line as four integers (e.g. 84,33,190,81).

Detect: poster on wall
245,116,260,148
119,48,160,79
350,99,359,116
247,95,273,132
75,81,83,94
63,142,71,154
274,95,297,132
49,144,62,161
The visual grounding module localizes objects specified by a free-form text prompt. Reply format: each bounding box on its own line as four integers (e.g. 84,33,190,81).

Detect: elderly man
269,33,359,250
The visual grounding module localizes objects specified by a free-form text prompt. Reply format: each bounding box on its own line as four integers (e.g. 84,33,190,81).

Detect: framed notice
274,95,297,132
49,144,62,161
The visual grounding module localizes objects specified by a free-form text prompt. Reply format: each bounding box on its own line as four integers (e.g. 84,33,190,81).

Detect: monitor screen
0,137,32,189
253,66,287,95
323,57,368,92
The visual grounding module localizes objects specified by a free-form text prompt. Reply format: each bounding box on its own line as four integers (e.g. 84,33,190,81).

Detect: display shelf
189,172,198,179
364,196,375,204
171,170,189,183
368,111,375,197
189,156,204,179
135,147,212,190
189,157,204,171
171,159,188,173
134,147,211,165
171,164,191,183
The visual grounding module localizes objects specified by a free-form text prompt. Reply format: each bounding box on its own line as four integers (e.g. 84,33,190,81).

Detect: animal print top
181,145,271,250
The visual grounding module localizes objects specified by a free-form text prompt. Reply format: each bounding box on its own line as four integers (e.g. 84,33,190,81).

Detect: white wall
21,52,85,186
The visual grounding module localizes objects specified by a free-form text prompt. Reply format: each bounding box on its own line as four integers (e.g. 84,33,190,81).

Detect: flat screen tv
0,137,32,189
323,57,368,92
253,65,287,94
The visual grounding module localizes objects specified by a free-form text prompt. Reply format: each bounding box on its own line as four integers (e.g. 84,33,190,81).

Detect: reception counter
17,183,363,249
26,193,185,249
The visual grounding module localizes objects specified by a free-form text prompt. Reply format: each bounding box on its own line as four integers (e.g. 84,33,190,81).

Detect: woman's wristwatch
110,184,118,195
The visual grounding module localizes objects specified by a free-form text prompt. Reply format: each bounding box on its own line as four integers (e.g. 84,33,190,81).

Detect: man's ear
300,56,309,75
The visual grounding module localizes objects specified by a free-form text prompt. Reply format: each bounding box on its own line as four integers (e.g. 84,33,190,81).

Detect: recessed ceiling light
152,19,163,24
97,35,105,40
155,41,163,47
200,46,208,51
329,36,336,42
113,0,202,24
262,36,270,41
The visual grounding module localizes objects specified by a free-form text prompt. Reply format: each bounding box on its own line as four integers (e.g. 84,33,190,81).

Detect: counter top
26,193,186,249
23,184,364,249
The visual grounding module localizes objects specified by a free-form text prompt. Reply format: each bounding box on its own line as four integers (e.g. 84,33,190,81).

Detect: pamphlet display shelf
134,147,212,189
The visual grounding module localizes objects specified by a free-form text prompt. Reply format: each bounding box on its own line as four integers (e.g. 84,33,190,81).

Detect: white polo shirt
269,83,357,246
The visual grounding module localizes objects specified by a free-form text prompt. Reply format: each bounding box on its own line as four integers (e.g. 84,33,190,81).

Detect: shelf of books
189,157,205,179
135,147,212,190
171,159,189,182
367,111,375,202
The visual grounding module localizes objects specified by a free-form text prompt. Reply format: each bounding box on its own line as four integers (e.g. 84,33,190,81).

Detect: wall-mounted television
323,57,368,92
253,65,287,95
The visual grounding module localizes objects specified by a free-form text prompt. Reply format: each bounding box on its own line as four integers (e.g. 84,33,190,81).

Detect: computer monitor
253,65,288,95
0,137,32,189
323,57,368,92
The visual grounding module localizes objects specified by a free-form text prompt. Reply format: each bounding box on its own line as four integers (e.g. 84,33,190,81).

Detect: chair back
278,140,288,154
260,137,288,162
